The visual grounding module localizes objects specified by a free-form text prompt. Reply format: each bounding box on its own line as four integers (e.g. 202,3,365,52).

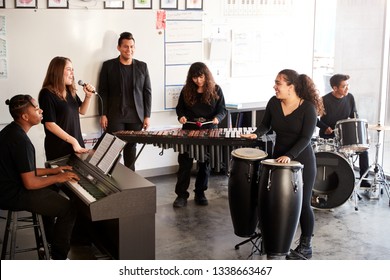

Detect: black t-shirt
317,92,357,138
175,85,227,130
254,96,317,160
118,63,138,122
39,88,84,160
0,122,35,207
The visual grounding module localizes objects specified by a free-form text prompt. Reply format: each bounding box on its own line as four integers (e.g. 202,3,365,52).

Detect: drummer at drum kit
316,74,370,188
241,69,324,260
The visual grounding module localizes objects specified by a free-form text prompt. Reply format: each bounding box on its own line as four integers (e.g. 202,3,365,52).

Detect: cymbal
368,124,390,131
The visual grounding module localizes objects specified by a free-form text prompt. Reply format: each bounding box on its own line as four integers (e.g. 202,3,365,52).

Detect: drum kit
312,118,390,210
227,118,390,258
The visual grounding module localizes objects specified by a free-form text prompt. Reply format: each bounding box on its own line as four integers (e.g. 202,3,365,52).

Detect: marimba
114,127,274,172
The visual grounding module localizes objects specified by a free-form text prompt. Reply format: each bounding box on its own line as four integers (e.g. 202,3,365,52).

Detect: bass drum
312,151,355,209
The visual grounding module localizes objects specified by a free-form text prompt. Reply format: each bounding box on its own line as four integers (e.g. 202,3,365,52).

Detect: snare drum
228,148,268,237
335,118,369,153
258,159,303,256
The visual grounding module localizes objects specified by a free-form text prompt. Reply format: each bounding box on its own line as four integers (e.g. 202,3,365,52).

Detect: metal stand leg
370,163,390,203
347,154,362,211
355,128,390,205
234,232,261,250
234,227,264,259
135,143,146,161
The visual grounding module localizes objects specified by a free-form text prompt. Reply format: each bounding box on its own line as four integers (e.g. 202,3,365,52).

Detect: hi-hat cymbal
368,124,390,131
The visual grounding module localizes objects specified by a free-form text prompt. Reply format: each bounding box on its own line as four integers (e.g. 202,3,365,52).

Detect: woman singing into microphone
38,56,95,161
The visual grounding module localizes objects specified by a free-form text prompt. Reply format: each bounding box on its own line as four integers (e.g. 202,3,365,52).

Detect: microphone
78,80,104,128
78,80,98,95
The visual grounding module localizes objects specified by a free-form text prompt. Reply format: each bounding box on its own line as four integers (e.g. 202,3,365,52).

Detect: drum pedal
368,185,380,200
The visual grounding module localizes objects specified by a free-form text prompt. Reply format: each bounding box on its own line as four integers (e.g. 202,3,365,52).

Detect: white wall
334,0,386,124
332,0,387,169
202,0,315,105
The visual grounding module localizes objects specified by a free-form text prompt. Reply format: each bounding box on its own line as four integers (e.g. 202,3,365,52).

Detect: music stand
355,124,390,205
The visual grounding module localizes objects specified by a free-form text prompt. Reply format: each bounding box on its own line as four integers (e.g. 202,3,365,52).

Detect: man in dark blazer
98,32,152,171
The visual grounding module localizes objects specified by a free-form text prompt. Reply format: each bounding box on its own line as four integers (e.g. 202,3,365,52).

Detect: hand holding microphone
78,80,104,131
78,80,97,96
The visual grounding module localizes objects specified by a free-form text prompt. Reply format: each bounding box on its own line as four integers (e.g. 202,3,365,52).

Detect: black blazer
98,57,152,123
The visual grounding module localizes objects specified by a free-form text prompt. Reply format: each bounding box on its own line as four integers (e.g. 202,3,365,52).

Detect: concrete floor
152,173,390,260
1,172,390,260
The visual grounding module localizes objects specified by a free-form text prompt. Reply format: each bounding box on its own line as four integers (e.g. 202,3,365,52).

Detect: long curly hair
182,62,219,107
279,69,324,116
40,56,77,101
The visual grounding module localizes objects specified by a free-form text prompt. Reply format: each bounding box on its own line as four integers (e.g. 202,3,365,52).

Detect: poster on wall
15,0,37,8
0,15,5,35
164,86,182,109
47,0,68,9
160,0,178,10
0,38,6,57
231,29,262,77
0,58,7,79
0,16,6,79
185,0,203,10
133,0,152,9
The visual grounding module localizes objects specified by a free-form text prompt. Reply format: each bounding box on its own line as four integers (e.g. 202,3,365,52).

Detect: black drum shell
312,151,355,209
228,156,262,238
258,163,303,255
335,118,369,153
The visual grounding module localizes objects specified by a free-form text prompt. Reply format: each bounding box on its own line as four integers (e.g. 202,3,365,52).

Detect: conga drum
258,159,303,256
228,148,268,237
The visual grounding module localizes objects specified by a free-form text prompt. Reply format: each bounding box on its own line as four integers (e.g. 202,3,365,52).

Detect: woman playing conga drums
241,69,324,259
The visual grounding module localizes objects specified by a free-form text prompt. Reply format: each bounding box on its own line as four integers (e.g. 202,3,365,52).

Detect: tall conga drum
258,159,303,255
228,148,268,237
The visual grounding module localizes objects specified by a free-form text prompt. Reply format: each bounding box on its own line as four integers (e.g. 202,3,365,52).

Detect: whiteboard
163,11,203,109
165,42,203,65
0,9,165,123
165,20,203,42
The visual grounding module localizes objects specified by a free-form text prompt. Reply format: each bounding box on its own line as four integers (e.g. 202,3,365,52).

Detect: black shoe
286,236,312,260
194,193,208,206
173,197,187,208
286,249,309,260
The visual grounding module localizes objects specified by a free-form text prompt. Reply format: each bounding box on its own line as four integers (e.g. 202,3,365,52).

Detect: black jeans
358,150,370,178
175,152,210,199
107,122,143,171
1,186,77,260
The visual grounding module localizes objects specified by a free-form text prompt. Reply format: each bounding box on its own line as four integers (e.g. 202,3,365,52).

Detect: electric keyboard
46,152,156,260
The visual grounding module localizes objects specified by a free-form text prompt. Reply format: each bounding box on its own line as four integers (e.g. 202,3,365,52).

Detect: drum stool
1,210,50,260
